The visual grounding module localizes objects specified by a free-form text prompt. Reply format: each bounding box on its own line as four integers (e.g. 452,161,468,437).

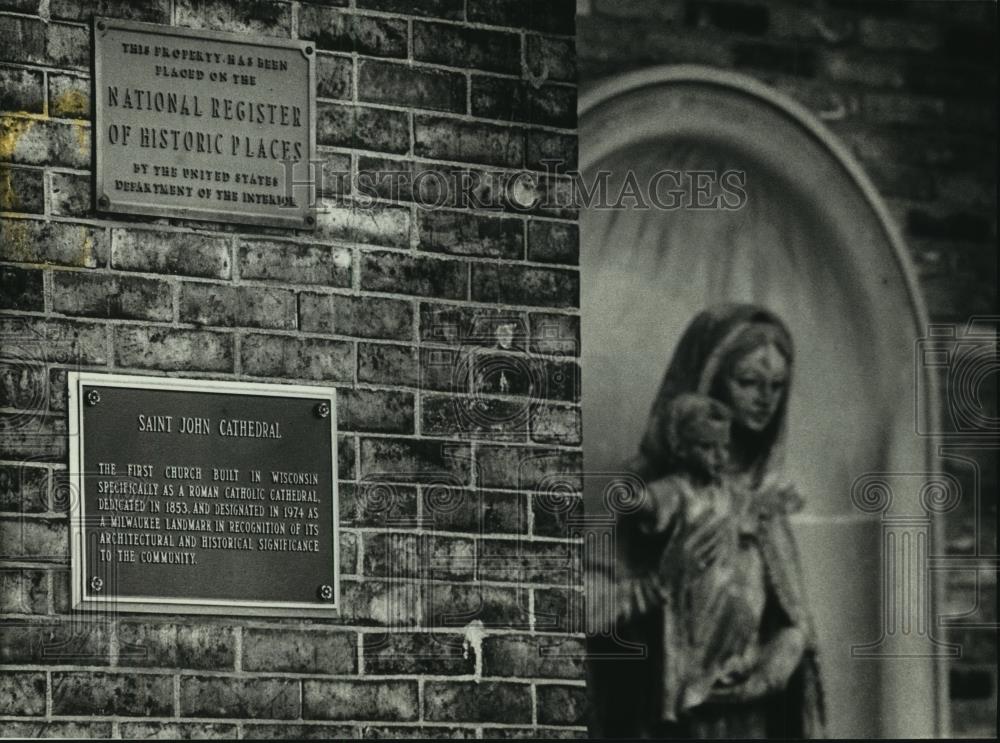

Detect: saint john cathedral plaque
68,373,339,615
93,18,316,228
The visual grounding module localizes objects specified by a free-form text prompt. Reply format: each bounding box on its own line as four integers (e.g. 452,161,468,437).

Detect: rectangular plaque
93,18,316,229
68,373,339,615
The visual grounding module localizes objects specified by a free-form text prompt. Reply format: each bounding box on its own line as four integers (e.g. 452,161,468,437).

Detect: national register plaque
92,18,316,229
68,373,339,615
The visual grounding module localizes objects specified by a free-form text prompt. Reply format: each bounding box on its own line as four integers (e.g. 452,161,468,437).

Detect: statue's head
702,322,792,436
666,393,732,482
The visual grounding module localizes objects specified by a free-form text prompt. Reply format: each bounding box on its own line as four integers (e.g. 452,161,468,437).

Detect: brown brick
526,34,577,83
0,116,88,168
482,635,585,679
112,229,231,279
49,0,169,22
340,579,420,626
52,672,172,716
1,220,107,268
533,586,583,633
0,165,43,214
0,265,43,310
536,684,587,725
528,220,578,264
413,21,521,74
421,394,528,440
425,582,531,629
180,283,296,330
0,517,67,559
298,7,407,57
0,620,110,665
339,481,418,527
317,103,410,154
359,60,466,114
0,465,48,513
420,304,529,350
470,353,579,402
115,327,234,372
529,312,579,356
468,0,576,34
243,724,357,739
0,67,44,113
317,53,353,100
361,251,467,300
338,433,357,480
472,264,578,308
241,333,352,381
238,239,351,287
0,17,88,69
117,622,236,670
119,723,238,739
0,358,46,410
424,680,531,723
49,171,92,217
363,632,473,675
174,0,291,37
300,293,413,341
0,568,48,613
419,210,524,259
359,437,471,484
317,202,411,249
303,679,419,721
476,445,582,490
0,316,108,365
340,388,415,434
47,73,89,119
360,725,468,739
429,488,526,535
243,628,356,674
52,272,173,321
361,532,421,578
471,77,576,128
357,0,463,19
526,129,578,171
0,722,113,738
415,116,524,169
0,671,46,715
358,342,418,386
0,412,67,462
419,347,469,393
479,537,580,584
530,403,581,445
180,676,299,719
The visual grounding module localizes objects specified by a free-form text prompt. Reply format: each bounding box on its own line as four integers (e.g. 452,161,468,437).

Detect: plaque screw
90,576,104,592
305,45,314,55
304,215,315,226
318,584,334,600
85,389,101,406
315,402,330,419
98,195,110,208
97,21,106,31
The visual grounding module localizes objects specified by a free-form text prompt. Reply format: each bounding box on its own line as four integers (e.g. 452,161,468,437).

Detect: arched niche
579,66,948,738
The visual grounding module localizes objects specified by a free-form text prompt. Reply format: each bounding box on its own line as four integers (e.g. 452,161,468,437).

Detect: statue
589,304,825,739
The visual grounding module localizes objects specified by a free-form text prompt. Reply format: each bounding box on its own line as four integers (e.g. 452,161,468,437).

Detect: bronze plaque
68,373,339,615
93,18,316,229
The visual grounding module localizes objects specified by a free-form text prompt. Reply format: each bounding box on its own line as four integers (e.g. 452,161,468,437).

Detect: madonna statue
589,303,826,739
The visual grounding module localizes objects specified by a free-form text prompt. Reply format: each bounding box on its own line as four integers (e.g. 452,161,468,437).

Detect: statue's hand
706,627,806,704
752,477,804,517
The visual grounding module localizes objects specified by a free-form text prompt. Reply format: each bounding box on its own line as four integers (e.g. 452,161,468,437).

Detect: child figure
645,393,762,720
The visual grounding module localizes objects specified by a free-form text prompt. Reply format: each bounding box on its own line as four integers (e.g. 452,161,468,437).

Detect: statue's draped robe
586,304,825,739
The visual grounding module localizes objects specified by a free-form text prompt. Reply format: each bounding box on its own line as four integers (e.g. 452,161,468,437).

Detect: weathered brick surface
303,679,419,721
0,1,582,737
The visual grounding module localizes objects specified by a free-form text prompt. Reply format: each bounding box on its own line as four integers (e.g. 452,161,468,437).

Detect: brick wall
1,0,583,738
577,0,997,737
